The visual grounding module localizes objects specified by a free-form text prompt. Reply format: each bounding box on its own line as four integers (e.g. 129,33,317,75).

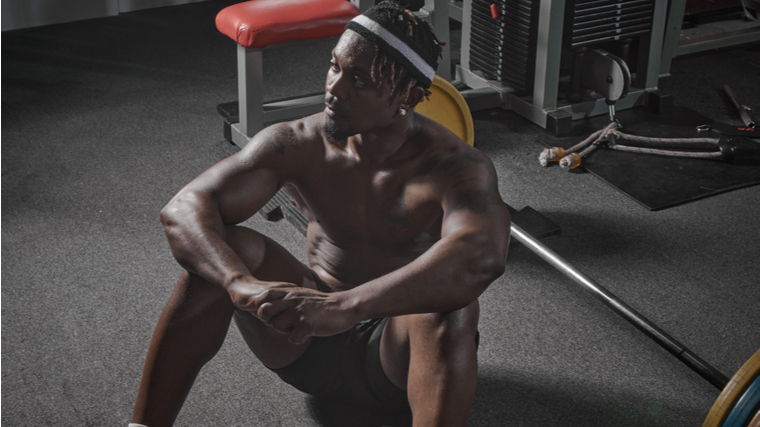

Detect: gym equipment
455,0,670,135
724,85,756,129
453,0,760,135
538,121,760,169
722,376,760,426
704,354,760,427
216,0,359,148
535,105,760,211
510,223,760,426
415,75,475,146
660,0,760,74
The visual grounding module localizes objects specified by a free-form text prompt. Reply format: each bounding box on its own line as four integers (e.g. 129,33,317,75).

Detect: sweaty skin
138,29,510,427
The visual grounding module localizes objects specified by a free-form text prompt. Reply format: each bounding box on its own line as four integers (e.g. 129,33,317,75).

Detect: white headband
349,14,436,84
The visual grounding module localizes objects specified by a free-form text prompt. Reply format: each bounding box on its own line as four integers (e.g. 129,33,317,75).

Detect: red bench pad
216,0,360,49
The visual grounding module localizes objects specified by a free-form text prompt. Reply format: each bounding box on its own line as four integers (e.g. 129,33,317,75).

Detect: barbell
510,223,760,427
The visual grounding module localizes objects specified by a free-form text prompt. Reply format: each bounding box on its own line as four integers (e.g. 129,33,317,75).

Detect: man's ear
401,86,426,111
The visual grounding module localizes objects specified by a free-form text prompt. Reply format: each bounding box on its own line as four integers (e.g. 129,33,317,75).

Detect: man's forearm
160,190,252,290
346,231,507,321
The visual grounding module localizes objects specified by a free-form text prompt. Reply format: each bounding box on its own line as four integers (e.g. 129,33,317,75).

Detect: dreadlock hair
366,1,445,102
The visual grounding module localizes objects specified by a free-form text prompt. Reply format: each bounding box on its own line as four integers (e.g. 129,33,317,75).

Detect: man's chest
294,167,443,246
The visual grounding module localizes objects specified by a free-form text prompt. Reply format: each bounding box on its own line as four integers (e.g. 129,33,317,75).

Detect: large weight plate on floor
703,349,760,427
414,75,475,146
721,375,760,427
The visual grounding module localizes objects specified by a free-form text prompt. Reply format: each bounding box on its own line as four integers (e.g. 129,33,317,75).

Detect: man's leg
380,302,480,427
131,226,316,427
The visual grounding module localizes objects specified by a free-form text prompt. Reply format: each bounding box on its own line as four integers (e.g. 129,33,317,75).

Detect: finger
253,288,290,306
289,322,313,345
269,309,298,334
256,298,292,324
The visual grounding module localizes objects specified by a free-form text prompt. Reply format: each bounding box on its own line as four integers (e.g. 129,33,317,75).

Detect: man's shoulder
414,117,492,176
260,116,325,149
238,115,326,164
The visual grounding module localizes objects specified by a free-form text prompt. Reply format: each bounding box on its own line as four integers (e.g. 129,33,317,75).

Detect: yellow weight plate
414,75,475,146
703,349,760,427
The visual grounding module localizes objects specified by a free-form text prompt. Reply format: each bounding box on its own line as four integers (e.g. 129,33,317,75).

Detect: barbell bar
509,223,759,426
510,223,729,389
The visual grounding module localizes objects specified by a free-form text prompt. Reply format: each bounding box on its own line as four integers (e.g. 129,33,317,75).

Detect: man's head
324,1,443,141
346,1,443,96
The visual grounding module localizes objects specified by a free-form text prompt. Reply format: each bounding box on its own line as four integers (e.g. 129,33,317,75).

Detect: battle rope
539,122,725,170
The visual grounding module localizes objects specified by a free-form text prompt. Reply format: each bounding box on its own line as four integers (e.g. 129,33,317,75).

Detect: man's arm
160,123,304,294
350,149,510,314
257,148,511,342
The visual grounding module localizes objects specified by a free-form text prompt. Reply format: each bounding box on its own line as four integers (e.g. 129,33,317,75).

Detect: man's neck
350,113,420,165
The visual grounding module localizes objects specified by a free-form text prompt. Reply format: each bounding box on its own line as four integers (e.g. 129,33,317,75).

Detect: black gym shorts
268,272,411,412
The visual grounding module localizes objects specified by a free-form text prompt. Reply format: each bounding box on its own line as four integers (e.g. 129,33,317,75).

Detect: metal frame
676,26,760,56
660,0,760,76
229,43,328,148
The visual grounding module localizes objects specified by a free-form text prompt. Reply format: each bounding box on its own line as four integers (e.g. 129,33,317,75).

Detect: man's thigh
226,225,319,369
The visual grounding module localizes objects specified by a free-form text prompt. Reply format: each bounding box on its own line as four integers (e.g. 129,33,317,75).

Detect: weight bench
216,0,360,148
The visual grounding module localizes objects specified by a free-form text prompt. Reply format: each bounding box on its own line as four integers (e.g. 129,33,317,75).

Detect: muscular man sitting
131,2,510,426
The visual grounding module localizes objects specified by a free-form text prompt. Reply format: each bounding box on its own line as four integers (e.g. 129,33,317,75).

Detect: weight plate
414,75,475,146
721,374,760,427
703,350,760,427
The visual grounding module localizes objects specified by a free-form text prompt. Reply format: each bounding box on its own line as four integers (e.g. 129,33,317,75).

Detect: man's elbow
159,198,183,232
460,239,507,300
159,190,205,236
159,202,175,227
471,253,507,285
469,228,508,274
444,253,504,312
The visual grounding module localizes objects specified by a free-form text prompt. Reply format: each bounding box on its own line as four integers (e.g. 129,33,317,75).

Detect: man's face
324,30,402,141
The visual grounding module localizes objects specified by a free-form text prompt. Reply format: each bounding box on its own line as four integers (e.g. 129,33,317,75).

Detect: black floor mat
538,106,760,210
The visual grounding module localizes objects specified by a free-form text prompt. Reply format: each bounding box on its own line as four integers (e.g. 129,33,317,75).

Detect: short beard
324,119,354,142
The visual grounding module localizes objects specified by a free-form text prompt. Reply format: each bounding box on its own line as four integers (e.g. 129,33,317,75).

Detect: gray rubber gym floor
3,1,759,426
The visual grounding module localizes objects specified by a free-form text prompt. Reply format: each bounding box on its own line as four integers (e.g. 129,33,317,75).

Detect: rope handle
538,121,731,170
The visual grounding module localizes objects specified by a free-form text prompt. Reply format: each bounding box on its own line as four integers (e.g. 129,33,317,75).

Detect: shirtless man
131,2,510,426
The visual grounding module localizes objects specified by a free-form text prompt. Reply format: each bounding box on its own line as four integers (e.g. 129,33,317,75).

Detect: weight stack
567,0,656,49
468,0,541,96
468,0,656,100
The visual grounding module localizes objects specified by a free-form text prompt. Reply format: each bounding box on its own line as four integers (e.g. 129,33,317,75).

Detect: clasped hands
227,279,357,344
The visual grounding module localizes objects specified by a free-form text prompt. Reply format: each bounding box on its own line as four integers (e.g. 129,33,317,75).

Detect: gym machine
442,0,757,136
454,0,671,135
